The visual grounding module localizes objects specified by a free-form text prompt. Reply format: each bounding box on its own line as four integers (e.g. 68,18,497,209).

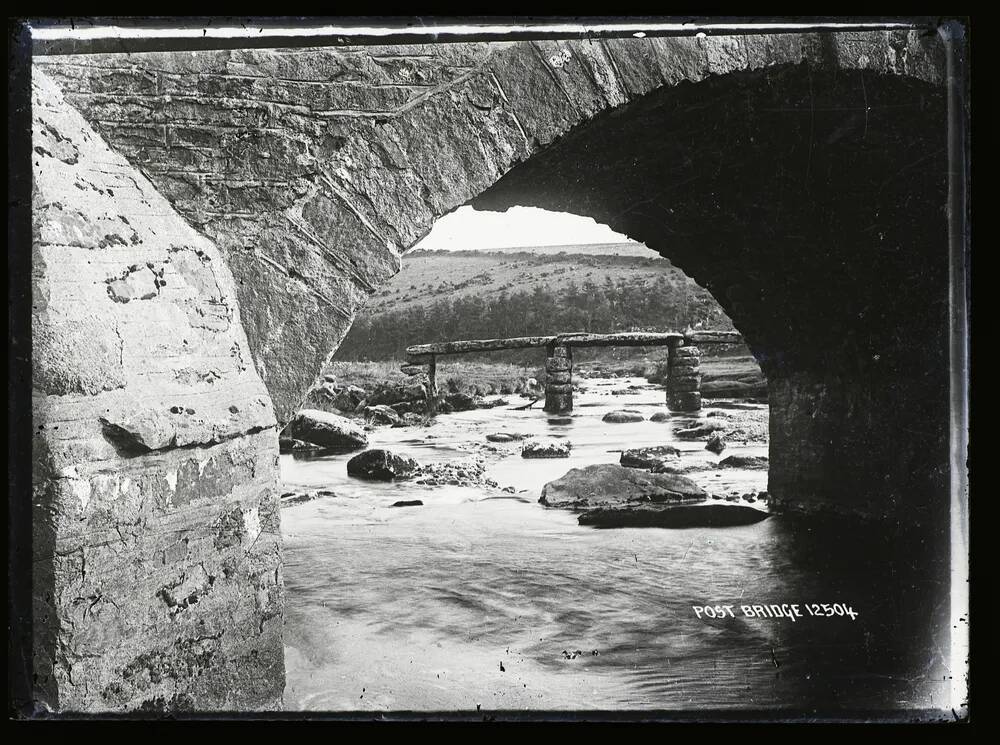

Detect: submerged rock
578,504,770,529
390,499,423,508
706,433,726,454
540,463,706,510
620,445,681,470
347,449,419,481
284,409,368,451
602,409,645,423
522,438,572,458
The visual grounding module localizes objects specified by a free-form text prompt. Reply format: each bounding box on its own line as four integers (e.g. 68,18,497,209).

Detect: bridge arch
29,28,953,711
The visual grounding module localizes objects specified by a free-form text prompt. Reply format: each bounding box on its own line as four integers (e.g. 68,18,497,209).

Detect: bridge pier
666,341,702,412
544,344,574,413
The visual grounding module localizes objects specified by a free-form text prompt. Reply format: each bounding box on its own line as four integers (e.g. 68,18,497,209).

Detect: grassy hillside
335,245,740,364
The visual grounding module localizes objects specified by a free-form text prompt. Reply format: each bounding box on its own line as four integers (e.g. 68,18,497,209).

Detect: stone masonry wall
36,31,944,422
32,70,283,712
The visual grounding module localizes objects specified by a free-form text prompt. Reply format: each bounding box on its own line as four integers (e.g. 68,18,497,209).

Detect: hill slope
335,245,737,363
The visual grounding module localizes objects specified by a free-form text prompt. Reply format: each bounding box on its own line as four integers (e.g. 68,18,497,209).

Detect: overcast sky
413,206,634,251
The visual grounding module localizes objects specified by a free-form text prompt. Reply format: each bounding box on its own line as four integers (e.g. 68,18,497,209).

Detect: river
279,378,951,715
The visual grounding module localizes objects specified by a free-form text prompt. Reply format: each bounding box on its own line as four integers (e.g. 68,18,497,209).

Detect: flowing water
280,378,950,714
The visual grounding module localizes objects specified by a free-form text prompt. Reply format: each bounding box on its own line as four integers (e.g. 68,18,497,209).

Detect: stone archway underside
31,30,950,711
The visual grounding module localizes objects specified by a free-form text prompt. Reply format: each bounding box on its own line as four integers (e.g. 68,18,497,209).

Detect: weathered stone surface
362,404,401,426
701,380,768,398
36,31,945,429
602,410,644,423
283,409,367,451
486,432,525,443
31,71,282,712
521,438,572,458
706,433,727,455
675,420,727,439
649,411,671,422
445,392,477,411
718,455,769,469
668,392,703,412
540,464,707,510
346,449,419,481
578,504,770,529
620,446,681,470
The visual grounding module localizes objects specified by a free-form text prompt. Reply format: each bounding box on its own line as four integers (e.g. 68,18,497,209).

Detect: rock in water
602,409,645,423
278,435,329,455
522,438,572,458
718,455,769,469
363,404,401,426
445,392,477,411
620,445,681,470
674,420,727,439
390,500,423,508
540,464,706,509
706,433,726,454
347,449,419,481
283,409,368,451
578,504,770,528
332,386,366,413
649,411,671,422
487,432,525,443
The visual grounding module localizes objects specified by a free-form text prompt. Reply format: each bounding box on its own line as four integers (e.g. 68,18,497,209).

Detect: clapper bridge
404,330,743,414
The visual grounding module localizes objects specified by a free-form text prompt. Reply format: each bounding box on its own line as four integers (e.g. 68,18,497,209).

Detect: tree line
335,274,734,363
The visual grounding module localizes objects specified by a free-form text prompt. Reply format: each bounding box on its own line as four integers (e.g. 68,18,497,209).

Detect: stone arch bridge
27,27,954,711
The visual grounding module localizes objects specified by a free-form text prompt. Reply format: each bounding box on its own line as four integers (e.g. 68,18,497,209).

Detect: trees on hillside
334,274,734,362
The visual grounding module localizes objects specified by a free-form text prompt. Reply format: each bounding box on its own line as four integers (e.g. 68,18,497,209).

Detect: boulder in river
396,412,426,427
649,411,671,422
706,433,727,454
620,445,681,470
347,449,419,481
283,409,368,451
331,385,367,413
522,438,572,458
445,392,477,411
487,432,525,443
578,504,770,529
718,455,769,469
674,420,727,439
540,463,706,510
390,500,423,508
602,409,645,423
363,404,402,426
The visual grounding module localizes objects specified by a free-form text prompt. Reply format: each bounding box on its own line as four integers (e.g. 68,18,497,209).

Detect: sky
413,206,635,251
